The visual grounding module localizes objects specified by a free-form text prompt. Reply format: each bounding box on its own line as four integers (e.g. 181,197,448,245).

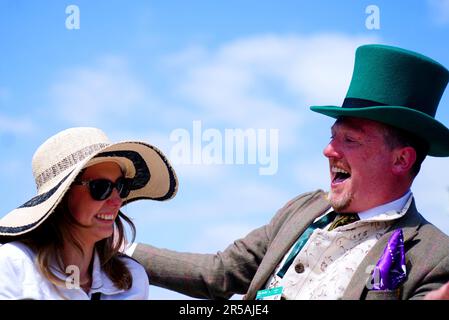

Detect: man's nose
323,140,341,159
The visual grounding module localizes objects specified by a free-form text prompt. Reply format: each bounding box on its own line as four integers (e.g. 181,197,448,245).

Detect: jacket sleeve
409,255,449,299
132,190,323,299
402,220,449,300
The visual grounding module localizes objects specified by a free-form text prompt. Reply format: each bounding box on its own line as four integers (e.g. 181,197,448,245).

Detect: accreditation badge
255,286,283,300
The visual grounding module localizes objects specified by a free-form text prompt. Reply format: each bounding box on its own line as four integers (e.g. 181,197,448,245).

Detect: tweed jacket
133,190,449,300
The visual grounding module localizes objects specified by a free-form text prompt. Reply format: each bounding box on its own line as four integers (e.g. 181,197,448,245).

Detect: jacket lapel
342,199,421,300
246,192,331,299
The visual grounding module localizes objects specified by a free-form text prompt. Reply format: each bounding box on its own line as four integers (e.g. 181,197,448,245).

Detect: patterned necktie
276,211,359,278
328,213,360,231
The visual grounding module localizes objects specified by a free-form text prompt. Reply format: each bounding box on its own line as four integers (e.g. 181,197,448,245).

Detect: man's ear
391,146,417,176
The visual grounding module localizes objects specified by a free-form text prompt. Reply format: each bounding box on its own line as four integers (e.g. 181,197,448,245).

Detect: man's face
323,117,397,213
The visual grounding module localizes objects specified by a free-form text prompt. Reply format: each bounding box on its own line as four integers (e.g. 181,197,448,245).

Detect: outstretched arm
132,224,270,299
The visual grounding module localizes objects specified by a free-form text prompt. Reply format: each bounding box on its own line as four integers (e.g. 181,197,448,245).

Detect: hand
424,282,449,300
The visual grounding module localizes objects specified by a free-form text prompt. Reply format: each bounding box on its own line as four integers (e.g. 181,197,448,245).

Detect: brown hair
19,193,136,294
381,125,429,177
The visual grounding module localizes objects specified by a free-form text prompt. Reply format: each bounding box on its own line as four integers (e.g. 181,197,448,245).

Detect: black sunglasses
73,177,132,201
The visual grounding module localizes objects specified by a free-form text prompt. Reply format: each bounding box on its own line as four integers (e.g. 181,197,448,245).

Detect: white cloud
0,87,38,136
0,113,36,135
294,156,330,192
167,33,379,149
428,0,449,25
106,128,173,155
283,34,370,105
130,178,291,225
47,55,202,146
0,159,25,177
49,56,146,125
174,163,228,182
413,157,449,234
47,33,380,153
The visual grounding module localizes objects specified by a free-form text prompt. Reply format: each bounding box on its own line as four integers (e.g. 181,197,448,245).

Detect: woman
0,127,178,299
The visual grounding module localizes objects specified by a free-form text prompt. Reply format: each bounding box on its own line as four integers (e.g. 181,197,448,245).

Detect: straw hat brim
0,141,178,237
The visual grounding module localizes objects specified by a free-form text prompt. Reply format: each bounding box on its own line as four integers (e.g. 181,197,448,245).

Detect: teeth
96,214,114,221
332,167,350,175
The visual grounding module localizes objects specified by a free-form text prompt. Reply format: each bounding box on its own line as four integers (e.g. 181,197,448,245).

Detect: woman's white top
0,241,150,300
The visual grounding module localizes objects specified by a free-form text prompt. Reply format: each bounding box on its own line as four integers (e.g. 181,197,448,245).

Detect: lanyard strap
276,211,337,278
91,292,101,300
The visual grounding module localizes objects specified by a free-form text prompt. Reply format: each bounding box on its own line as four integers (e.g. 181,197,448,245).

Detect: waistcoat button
295,262,305,273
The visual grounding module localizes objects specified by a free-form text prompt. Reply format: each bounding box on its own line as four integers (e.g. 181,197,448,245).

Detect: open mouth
332,166,351,184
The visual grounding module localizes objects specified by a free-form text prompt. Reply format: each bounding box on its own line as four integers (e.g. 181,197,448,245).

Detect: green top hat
310,44,449,156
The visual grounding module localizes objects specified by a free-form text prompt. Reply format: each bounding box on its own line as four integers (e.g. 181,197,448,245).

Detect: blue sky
1,0,449,299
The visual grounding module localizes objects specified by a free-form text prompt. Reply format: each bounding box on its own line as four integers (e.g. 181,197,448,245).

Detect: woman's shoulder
115,254,150,299
0,241,35,262
119,253,147,276
0,241,39,299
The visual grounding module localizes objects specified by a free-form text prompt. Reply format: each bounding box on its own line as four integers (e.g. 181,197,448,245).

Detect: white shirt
0,241,150,300
125,242,138,256
314,189,412,223
265,190,413,299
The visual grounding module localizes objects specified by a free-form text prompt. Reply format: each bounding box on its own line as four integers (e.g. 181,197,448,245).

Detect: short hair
381,125,429,178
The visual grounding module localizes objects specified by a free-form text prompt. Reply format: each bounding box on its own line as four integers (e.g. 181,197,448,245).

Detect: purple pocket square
372,229,407,290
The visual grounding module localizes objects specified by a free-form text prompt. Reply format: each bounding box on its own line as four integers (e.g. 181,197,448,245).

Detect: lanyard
276,211,337,278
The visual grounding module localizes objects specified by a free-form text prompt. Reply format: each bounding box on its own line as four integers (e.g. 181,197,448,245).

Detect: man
130,44,449,299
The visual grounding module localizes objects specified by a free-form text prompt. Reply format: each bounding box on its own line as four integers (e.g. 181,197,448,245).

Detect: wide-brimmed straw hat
310,44,449,156
0,127,178,237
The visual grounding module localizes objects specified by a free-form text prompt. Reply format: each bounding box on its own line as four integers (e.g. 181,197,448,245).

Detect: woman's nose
106,189,122,208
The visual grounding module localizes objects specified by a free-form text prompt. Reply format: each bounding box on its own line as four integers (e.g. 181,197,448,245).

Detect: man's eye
345,137,356,143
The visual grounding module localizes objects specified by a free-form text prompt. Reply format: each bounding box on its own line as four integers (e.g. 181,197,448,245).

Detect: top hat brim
310,105,449,157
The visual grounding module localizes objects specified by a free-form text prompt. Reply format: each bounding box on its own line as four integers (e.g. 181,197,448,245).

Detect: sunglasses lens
89,180,113,201
117,178,131,198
